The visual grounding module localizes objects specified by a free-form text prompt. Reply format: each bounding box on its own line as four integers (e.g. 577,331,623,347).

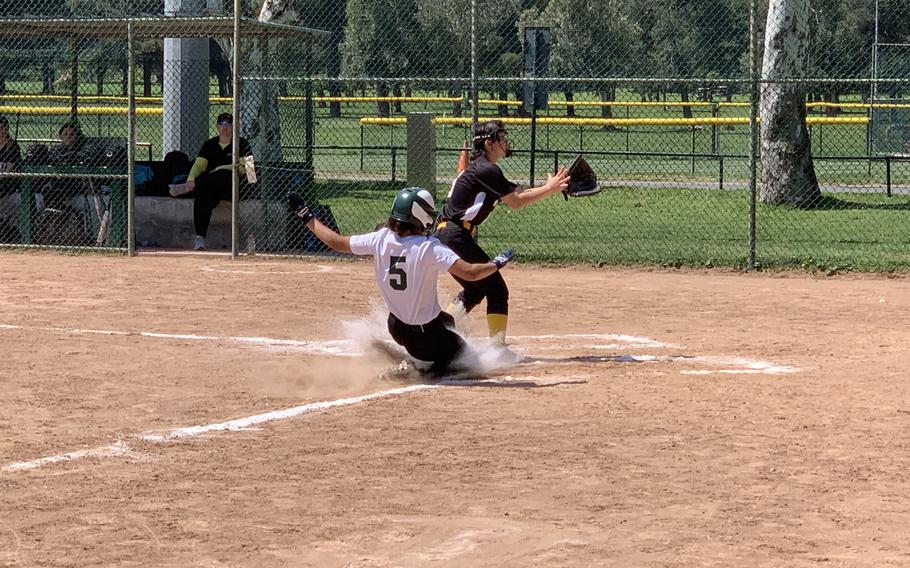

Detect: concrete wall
0,194,287,250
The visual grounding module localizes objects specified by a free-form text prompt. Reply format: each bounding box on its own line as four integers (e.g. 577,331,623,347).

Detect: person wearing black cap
176,112,253,250
0,115,22,197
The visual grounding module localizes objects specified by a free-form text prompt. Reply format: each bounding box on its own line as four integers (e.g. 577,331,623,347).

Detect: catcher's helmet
390,187,437,230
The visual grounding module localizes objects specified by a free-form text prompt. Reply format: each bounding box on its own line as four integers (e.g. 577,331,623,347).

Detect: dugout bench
15,164,127,247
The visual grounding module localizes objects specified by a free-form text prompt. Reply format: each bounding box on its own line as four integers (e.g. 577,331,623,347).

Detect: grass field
294,181,910,272
4,81,910,270
4,81,900,184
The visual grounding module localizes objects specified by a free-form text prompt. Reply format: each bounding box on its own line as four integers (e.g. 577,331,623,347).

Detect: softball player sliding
291,187,514,377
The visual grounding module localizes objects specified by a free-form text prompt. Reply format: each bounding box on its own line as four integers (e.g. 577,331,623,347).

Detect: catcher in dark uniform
435,119,571,345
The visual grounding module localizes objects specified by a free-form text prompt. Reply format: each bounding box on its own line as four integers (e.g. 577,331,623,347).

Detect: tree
297,0,346,117
341,0,418,116
760,0,821,207
526,0,640,120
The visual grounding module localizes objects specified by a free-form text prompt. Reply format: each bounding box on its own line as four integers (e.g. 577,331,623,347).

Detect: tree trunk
599,88,614,120
42,62,54,94
96,64,107,96
497,89,508,116
680,87,693,119
393,84,402,114
142,57,153,97
449,88,462,118
329,81,341,118
121,65,128,96
760,0,821,207
515,86,527,117
376,83,390,117
565,90,575,117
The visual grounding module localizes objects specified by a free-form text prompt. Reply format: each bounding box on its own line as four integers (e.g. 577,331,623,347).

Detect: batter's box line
1,376,586,474
520,353,799,376
0,323,678,355
0,321,798,375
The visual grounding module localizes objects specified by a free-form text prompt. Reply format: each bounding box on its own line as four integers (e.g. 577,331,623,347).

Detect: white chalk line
0,324,672,356
141,384,434,442
2,376,586,474
2,385,436,473
0,323,353,355
199,263,334,275
2,440,140,473
1,325,797,473
0,322,797,375
512,333,678,349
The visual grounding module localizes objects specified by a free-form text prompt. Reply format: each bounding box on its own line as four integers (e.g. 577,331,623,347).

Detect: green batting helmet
390,187,437,230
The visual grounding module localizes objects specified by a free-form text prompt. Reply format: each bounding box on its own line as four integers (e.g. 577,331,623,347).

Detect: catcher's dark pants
193,169,234,238
435,223,509,315
387,311,467,375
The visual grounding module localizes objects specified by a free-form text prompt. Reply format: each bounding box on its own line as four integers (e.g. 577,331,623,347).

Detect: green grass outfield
309,181,910,272
5,82,904,186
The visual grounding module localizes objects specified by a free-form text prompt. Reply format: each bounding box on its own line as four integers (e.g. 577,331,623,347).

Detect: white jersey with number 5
349,228,460,325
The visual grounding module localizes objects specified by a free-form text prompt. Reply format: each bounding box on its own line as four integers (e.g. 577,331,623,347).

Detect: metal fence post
691,126,696,173
231,0,241,258
127,20,136,256
711,103,718,154
886,156,892,197
391,147,397,183
747,0,759,270
719,156,724,191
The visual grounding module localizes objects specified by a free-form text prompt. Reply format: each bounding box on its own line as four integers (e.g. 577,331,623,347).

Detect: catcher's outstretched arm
500,168,570,209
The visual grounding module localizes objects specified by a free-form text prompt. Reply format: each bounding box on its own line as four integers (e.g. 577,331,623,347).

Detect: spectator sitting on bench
172,112,253,251
44,121,87,213
0,115,22,197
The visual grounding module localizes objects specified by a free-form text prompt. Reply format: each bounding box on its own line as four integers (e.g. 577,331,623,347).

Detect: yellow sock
486,313,508,345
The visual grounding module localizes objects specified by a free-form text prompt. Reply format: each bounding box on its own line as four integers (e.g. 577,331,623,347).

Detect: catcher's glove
288,192,315,224
563,154,601,200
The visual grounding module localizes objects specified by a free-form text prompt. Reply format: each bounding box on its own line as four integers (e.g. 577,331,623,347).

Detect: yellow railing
361,116,870,127
3,93,907,110
0,105,162,115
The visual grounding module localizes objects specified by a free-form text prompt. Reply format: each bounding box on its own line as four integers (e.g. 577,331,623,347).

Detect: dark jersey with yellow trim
440,156,517,226
197,136,252,174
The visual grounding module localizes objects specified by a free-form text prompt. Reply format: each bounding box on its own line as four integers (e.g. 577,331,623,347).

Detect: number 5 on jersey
389,255,408,290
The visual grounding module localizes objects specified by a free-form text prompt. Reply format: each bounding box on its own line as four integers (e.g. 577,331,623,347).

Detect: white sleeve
432,240,461,270
349,230,382,256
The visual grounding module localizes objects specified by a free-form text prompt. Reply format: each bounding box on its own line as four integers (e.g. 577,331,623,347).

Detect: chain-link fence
0,0,908,270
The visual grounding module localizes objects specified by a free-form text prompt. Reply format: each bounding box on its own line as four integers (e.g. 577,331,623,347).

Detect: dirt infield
2,250,910,567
